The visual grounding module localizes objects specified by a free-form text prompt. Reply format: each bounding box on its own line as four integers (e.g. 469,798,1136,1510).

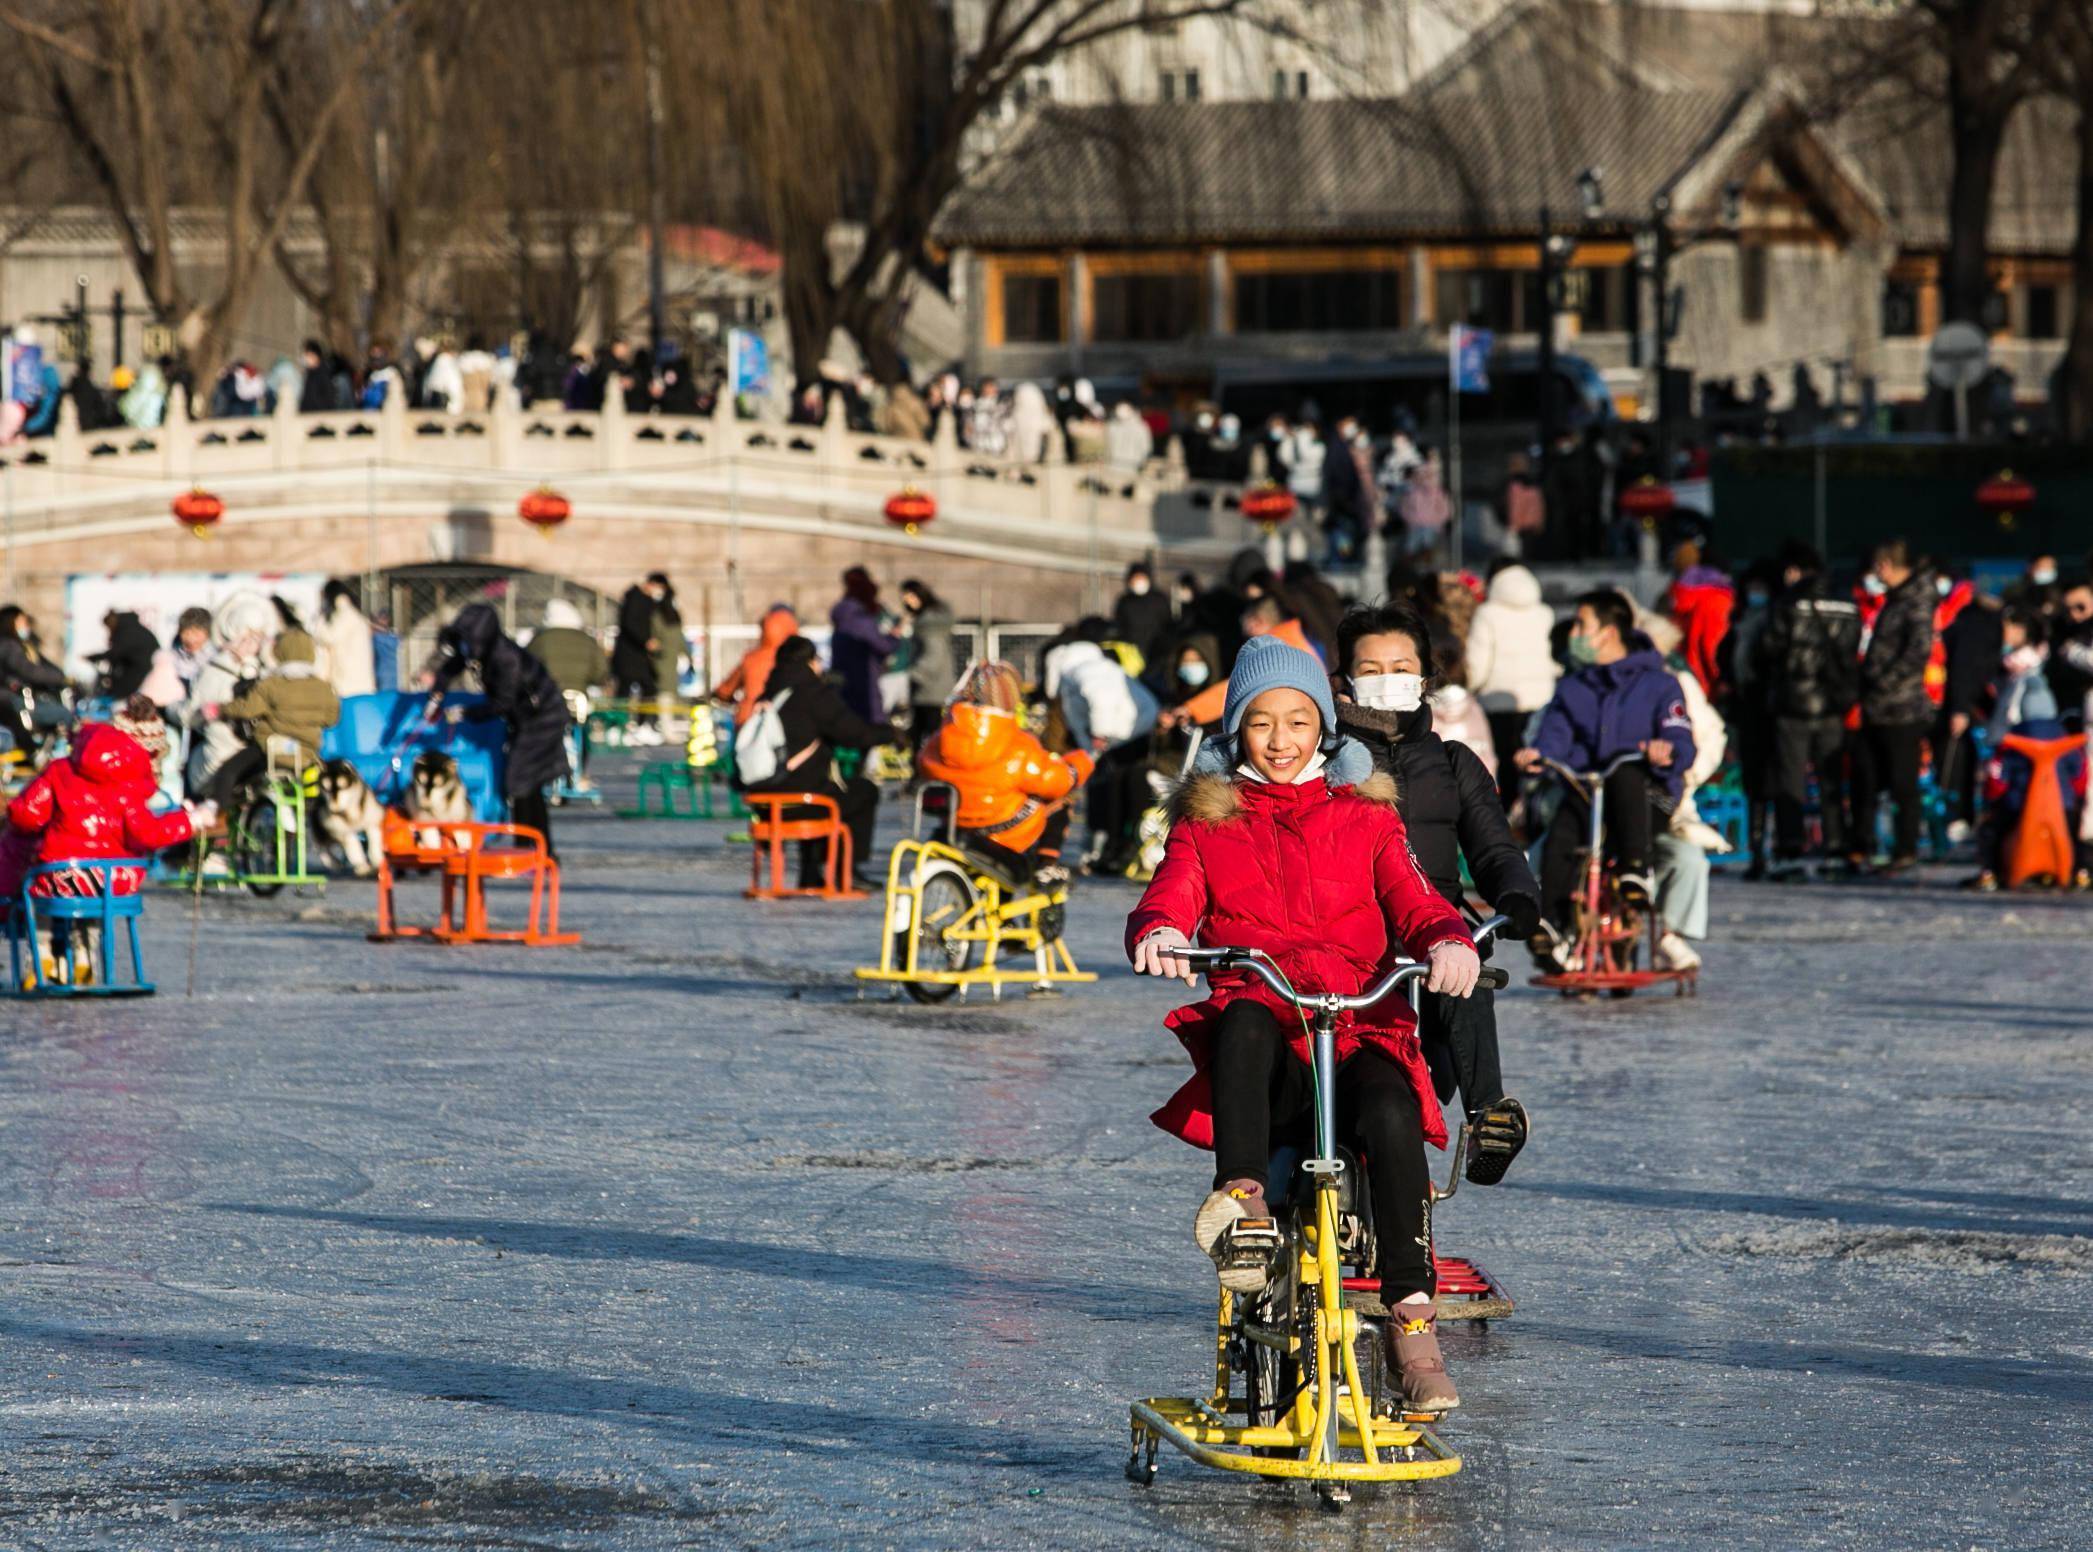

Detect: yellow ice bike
1127,944,1510,1510
854,784,1095,1004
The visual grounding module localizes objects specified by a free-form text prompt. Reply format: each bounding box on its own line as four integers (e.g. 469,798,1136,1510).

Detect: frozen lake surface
3,773,2089,1549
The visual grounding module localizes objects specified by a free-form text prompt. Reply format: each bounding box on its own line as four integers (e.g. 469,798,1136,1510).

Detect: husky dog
405,751,473,849
315,759,388,876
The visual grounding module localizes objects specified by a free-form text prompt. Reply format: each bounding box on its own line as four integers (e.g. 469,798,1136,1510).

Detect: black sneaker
1466,1098,1530,1186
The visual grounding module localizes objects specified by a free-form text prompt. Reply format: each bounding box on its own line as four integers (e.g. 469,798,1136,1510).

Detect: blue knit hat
1222,635,1338,747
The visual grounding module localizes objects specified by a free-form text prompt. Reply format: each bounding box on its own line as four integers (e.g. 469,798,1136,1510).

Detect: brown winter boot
1193,1178,1283,1295
1386,1299,1460,1413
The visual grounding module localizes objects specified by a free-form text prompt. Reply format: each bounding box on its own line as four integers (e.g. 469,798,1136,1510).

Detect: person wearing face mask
1852,539,1936,873
1965,607,2088,890
2003,554,2061,618
1112,562,1173,666
1332,604,1540,1186
1127,634,1483,1413
1516,590,1696,960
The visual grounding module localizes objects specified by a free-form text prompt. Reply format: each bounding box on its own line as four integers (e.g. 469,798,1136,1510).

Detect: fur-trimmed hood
1167,768,1398,826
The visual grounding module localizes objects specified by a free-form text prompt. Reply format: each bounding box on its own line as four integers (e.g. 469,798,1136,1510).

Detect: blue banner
8,340,43,404
728,329,771,401
1450,325,1492,395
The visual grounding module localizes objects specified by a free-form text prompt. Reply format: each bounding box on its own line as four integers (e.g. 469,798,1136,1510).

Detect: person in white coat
182,592,277,799
312,580,377,699
1104,401,1152,471
1466,563,1560,791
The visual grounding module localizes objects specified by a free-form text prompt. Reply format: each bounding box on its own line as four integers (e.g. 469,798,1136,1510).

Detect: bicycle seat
954,835,1035,893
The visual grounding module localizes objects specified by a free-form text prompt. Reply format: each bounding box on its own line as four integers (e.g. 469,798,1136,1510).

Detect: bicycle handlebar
1173,913,1512,1009
1532,751,1646,789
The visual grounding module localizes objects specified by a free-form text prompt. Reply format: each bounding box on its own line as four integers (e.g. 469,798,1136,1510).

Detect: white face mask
1351,672,1424,713
2032,565,2059,587
1863,575,1887,597
1128,577,1151,596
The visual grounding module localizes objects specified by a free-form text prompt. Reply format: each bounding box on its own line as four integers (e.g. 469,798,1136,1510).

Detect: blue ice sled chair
321,691,510,819
3,859,155,997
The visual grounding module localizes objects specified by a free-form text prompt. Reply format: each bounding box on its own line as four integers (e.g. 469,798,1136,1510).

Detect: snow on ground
1,761,2089,1549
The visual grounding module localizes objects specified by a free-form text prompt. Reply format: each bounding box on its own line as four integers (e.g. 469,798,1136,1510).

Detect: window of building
1235,268,1403,333
1738,244,1769,325
2024,283,2060,340
1001,272,1064,344
1160,67,1200,102
1433,268,1526,333
1092,271,1201,342
1881,277,1922,338
1573,263,1638,334
1271,69,1311,99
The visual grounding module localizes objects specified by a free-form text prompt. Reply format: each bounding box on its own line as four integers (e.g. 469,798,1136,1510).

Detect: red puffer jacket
2,724,192,899
1125,770,1473,1152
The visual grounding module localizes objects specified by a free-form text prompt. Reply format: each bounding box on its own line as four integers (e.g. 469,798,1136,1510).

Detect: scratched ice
1,762,2089,1549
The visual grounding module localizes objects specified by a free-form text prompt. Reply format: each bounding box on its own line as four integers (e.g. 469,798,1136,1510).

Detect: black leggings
512,789,554,859
1417,986,1504,1119
1208,1000,1435,1302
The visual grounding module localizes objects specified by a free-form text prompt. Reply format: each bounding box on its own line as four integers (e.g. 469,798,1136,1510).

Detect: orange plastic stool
371,813,477,941
743,792,863,899
437,823,579,945
1998,733,2084,887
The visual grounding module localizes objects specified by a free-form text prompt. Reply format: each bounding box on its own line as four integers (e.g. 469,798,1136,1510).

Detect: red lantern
884,485,937,535
1976,469,2035,530
172,488,224,538
1240,482,1297,530
1618,476,1676,526
519,486,572,533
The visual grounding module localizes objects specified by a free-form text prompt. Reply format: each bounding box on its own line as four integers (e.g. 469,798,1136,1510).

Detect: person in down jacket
917,662,1093,882
1,722,195,904
1126,634,1482,1415
711,605,799,727
426,603,570,854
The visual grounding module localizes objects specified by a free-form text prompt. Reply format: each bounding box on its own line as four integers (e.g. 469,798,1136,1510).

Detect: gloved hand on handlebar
1426,939,1482,998
1132,926,1197,987
1496,893,1542,943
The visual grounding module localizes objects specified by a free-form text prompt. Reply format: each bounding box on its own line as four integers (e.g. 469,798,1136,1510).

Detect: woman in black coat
1332,602,1541,1186
744,635,893,886
428,603,571,853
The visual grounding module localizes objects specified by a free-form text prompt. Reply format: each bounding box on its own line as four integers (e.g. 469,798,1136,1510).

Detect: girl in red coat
1127,635,1482,1412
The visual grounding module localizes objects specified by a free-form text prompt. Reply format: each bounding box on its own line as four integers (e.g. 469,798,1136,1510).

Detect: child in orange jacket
917,663,1092,884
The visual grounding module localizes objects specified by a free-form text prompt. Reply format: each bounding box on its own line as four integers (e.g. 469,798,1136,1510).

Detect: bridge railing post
52,397,79,497
162,387,193,485
601,387,628,472
271,382,298,471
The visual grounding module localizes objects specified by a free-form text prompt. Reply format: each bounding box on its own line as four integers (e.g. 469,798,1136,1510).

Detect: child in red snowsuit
1127,635,1482,1413
1,719,194,974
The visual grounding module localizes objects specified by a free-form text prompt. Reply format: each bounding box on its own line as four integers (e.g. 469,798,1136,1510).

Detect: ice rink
3,776,2089,1549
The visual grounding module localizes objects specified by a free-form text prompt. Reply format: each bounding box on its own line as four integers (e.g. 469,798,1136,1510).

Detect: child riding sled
1127,635,1484,1413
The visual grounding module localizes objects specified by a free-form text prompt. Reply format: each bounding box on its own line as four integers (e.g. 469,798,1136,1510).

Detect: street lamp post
1638,181,1741,480
1533,169,1604,499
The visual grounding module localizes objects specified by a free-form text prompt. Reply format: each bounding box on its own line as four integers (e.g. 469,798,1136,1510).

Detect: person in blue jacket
1515,588,1696,964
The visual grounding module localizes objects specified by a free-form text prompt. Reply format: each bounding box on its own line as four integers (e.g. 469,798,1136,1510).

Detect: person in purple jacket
828,566,901,724
1515,589,1696,965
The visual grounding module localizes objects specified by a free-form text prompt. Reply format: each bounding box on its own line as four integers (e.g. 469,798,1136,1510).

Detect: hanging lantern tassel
884,485,937,536
172,488,225,539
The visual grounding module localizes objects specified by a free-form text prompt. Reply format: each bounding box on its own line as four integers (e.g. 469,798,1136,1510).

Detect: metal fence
379,566,1067,692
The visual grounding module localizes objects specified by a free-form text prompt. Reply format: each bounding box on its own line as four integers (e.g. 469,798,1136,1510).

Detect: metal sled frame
854,834,1093,997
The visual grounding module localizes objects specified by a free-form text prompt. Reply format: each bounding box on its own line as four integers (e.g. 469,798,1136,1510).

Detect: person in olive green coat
206,627,341,808
528,599,609,695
